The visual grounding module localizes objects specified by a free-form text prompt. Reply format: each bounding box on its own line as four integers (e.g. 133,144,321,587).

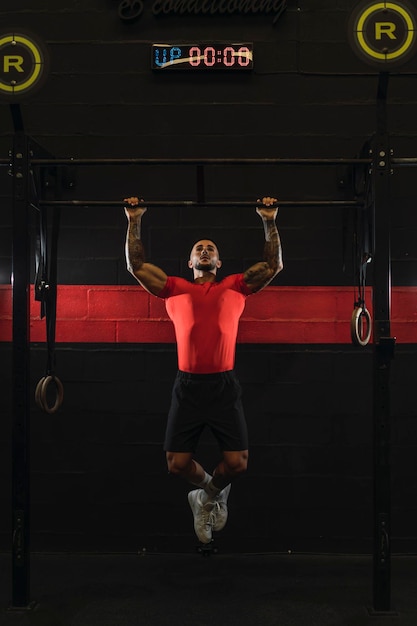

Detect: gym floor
0,552,416,626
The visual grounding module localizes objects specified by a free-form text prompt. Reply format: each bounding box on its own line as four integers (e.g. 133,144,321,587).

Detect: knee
166,452,193,477
223,451,248,478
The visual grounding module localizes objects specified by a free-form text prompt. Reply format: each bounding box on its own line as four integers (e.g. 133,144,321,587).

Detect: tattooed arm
124,196,168,296
243,196,283,293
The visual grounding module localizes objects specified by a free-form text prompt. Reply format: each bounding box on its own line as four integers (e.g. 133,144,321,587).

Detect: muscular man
124,196,283,544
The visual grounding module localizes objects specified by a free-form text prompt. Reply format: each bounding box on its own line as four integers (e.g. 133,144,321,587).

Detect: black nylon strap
33,175,61,376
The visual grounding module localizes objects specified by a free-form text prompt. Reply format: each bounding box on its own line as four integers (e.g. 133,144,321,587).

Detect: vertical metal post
10,125,33,609
370,72,396,615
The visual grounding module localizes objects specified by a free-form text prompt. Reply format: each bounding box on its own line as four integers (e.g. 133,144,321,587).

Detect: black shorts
164,370,248,453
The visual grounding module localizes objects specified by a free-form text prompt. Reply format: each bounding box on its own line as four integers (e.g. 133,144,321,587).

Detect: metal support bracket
11,124,32,609
371,72,396,615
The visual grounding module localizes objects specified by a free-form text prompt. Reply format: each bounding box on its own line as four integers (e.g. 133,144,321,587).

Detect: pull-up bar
38,199,362,208
0,154,417,168
2,156,417,168
1,156,372,167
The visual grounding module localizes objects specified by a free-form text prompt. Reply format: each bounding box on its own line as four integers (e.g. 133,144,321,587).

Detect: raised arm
124,197,168,296
243,196,283,293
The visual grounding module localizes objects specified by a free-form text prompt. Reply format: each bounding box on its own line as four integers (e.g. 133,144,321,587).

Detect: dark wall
0,342,416,553
1,1,417,553
1,3,417,286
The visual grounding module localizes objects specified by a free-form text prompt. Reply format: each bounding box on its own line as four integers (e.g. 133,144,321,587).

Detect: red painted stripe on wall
0,285,416,343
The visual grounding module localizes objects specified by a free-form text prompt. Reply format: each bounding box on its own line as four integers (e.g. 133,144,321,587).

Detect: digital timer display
151,43,253,71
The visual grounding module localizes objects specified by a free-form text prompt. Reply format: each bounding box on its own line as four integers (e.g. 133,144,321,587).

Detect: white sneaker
188,489,217,544
212,484,231,532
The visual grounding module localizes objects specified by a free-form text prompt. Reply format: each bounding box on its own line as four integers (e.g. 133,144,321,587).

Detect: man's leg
165,450,248,542
165,449,248,491
166,451,218,544
166,451,211,487
198,449,248,499
199,450,249,533
212,450,249,489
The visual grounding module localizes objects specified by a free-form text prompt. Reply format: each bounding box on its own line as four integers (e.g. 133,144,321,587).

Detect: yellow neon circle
0,33,44,93
355,2,416,60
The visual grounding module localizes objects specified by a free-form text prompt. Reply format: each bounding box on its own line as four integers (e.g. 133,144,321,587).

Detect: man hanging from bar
123,196,283,545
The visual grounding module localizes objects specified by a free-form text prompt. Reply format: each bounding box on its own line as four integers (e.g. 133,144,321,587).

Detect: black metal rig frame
4,73,416,613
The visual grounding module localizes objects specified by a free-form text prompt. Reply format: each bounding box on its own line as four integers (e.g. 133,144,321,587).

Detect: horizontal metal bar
0,157,416,168
38,199,362,208
391,158,417,166
0,157,372,167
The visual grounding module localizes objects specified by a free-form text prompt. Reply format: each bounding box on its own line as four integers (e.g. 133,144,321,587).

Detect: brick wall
1,284,417,344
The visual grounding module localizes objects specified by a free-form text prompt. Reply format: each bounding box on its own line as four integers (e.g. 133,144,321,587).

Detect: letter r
4,55,25,72
375,22,397,40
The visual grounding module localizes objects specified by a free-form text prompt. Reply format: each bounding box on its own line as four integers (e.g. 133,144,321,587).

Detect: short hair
190,238,219,252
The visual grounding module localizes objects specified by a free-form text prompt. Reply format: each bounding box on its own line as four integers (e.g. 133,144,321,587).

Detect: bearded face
188,240,222,273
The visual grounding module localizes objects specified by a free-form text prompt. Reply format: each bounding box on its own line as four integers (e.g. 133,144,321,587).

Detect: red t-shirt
158,274,252,374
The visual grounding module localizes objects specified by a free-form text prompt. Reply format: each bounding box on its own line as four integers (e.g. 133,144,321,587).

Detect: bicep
133,262,168,296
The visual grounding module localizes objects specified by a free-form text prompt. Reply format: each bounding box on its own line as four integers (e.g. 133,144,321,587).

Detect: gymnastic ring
351,306,372,346
35,377,45,410
35,375,64,414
